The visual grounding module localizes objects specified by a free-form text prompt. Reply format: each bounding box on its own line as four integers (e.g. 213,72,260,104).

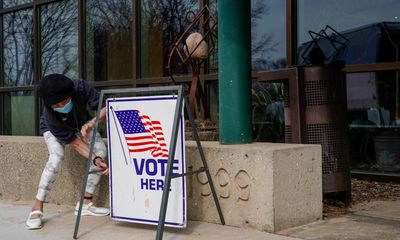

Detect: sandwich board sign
106,95,186,228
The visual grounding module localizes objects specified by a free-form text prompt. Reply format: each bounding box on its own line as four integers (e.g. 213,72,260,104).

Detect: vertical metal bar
73,91,105,239
286,0,297,66
198,0,206,117
0,1,3,88
33,3,40,136
132,0,137,86
0,1,4,134
288,68,304,143
156,87,183,240
184,96,225,224
78,0,86,79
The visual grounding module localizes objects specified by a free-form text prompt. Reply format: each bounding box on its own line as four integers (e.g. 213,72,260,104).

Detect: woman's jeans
35,130,107,201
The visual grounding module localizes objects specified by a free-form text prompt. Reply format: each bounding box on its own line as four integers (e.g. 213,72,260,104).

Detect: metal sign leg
156,89,184,240
183,97,225,225
155,96,225,240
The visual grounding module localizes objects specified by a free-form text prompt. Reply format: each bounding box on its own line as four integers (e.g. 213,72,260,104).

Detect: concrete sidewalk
0,201,298,240
2,200,400,240
279,200,400,240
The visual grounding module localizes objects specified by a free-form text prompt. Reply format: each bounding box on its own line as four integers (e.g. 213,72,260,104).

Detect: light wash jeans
36,130,107,201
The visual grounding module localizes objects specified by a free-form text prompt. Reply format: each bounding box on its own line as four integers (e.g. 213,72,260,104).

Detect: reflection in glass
206,80,218,119
251,0,286,70
3,10,33,87
3,0,32,8
347,71,400,173
297,0,400,64
40,0,78,79
252,81,284,142
140,0,198,78
86,0,133,81
3,91,35,136
206,0,218,74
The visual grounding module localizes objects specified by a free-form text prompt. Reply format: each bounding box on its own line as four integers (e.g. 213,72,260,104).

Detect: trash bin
285,66,351,198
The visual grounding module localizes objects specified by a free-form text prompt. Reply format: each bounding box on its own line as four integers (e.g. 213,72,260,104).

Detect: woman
26,74,109,230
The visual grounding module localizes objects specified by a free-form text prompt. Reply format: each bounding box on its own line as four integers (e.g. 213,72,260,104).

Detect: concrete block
185,142,322,232
0,136,108,206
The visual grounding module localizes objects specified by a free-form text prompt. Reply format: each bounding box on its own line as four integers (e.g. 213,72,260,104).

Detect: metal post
218,0,252,144
184,97,225,225
156,89,184,240
73,92,105,239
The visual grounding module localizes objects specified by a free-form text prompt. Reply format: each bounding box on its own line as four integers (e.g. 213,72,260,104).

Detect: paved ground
2,200,400,240
0,200,298,240
279,200,400,240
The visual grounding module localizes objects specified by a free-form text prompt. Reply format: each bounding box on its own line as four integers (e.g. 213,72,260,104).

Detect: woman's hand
94,157,109,175
81,119,95,141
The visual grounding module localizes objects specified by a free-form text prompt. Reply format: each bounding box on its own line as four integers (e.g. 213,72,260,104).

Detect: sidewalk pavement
0,200,298,240
278,200,400,240
2,200,400,240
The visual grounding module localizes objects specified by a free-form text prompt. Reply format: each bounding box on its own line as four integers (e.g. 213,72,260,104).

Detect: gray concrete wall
0,136,322,232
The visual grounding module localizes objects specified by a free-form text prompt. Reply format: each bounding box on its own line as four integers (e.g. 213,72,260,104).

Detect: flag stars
115,110,146,134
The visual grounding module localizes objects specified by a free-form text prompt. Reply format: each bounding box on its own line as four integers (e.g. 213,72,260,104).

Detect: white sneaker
26,210,43,230
74,202,109,216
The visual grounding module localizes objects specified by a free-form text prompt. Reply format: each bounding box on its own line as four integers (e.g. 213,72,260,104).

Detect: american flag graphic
114,109,169,158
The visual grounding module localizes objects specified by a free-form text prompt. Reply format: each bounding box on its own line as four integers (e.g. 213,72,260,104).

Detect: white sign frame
106,95,186,228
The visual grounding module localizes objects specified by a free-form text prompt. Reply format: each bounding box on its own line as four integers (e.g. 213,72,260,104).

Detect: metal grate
285,125,292,143
305,123,347,174
283,83,290,107
304,80,329,106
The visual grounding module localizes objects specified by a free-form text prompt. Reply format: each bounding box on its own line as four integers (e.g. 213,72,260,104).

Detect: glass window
86,0,133,81
3,10,33,87
251,0,287,71
2,91,35,136
205,0,218,74
206,80,218,119
40,0,78,79
3,0,32,8
347,70,400,173
297,0,400,65
252,81,285,142
139,0,199,78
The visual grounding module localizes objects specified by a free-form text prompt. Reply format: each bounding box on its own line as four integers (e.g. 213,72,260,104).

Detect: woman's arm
80,107,107,140
71,136,109,175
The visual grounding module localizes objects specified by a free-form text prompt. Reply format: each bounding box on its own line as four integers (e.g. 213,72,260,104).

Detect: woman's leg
35,131,66,203
85,130,107,196
28,131,65,228
75,130,109,216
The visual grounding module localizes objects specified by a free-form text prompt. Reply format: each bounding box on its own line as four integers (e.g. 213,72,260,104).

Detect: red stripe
129,146,156,152
152,152,163,158
125,136,152,141
127,141,157,146
141,115,150,121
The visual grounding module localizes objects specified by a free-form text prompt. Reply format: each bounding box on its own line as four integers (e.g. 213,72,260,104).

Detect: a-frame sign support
73,85,224,239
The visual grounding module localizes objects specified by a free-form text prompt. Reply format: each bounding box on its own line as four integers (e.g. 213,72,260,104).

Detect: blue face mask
53,99,73,114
